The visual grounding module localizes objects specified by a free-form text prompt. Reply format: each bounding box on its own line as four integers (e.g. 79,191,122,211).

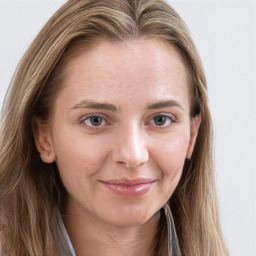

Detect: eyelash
79,114,108,129
78,113,177,129
147,113,177,128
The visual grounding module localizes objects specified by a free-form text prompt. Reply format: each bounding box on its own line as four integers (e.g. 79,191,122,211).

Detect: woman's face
35,39,200,227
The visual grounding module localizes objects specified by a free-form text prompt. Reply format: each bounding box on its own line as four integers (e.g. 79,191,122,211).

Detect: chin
104,206,160,228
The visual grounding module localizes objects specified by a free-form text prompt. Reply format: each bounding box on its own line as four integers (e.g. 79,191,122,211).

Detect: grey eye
86,116,104,126
153,116,168,126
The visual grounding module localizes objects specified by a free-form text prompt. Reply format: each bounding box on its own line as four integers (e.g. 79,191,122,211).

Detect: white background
0,0,255,255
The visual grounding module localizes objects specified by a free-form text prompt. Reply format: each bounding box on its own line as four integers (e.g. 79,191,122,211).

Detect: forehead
63,38,188,82
56,38,190,109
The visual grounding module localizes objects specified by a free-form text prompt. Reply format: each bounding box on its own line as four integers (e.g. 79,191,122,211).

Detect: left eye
84,116,106,126
150,115,175,127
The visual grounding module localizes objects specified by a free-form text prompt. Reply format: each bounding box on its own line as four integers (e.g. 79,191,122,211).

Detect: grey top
63,225,76,256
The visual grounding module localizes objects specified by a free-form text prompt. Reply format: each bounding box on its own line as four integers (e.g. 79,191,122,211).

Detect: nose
111,125,149,168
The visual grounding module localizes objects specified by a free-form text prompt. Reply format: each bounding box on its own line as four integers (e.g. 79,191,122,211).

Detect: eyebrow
70,99,184,112
70,100,118,112
146,100,184,110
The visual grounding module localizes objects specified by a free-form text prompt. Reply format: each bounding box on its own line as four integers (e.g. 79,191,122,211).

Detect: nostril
115,161,139,168
116,161,126,166
114,159,142,169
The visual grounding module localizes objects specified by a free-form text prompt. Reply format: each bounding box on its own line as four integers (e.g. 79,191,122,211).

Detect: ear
186,115,202,159
32,118,56,163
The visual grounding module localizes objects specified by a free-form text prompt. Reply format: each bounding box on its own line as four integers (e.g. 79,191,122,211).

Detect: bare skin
35,38,201,255
64,209,159,256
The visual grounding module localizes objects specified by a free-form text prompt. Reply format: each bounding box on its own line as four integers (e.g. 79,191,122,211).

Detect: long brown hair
0,0,229,255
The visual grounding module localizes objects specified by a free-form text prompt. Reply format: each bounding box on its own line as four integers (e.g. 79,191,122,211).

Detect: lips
100,178,157,197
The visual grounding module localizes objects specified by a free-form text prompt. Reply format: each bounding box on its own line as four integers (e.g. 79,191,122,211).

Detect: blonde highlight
0,0,229,255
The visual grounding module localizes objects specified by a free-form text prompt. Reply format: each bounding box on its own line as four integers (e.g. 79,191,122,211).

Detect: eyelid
78,113,109,126
149,112,177,122
77,111,177,129
146,112,178,128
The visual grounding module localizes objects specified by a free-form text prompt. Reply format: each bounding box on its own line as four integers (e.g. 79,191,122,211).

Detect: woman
0,0,229,255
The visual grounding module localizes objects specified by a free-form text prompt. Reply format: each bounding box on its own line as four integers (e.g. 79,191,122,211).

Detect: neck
63,204,160,256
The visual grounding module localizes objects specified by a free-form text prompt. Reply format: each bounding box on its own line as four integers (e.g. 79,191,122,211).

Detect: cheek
152,133,189,193
52,130,109,181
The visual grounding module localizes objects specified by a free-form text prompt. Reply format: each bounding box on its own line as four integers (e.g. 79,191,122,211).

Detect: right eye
148,113,177,128
83,116,106,127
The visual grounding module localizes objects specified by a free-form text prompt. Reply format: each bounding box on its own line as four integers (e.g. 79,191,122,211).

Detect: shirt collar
63,223,76,256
